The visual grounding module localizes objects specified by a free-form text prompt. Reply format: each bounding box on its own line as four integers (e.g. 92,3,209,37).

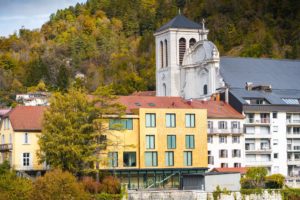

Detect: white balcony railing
207,128,243,134
245,118,270,124
286,119,300,124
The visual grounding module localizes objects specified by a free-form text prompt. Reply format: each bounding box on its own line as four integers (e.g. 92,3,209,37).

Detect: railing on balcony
207,128,243,134
0,143,12,152
245,118,270,124
245,147,271,152
286,119,300,124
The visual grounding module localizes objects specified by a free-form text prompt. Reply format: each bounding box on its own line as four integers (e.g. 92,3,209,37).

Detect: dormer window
244,98,270,105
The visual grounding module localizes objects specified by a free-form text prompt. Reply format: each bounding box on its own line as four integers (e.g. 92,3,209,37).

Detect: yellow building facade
103,96,209,189
0,106,46,175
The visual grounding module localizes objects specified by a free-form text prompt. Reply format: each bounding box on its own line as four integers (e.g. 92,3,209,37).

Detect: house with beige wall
0,106,46,175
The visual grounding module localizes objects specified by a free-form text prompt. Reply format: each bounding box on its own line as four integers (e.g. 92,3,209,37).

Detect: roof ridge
221,56,300,62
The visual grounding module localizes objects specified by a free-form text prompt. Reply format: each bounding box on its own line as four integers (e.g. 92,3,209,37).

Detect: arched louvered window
179,38,186,65
189,38,196,47
160,41,164,68
163,83,167,96
165,40,168,67
204,84,208,95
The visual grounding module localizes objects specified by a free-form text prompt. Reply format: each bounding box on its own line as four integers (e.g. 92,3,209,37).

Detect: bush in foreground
31,169,90,200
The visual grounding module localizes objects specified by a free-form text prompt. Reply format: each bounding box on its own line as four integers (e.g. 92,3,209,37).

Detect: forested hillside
0,0,299,105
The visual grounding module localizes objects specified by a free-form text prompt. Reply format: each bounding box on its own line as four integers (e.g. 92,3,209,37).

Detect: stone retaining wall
128,190,282,200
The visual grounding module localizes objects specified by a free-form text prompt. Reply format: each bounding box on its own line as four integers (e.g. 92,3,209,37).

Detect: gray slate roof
220,57,300,105
220,57,300,90
156,15,203,32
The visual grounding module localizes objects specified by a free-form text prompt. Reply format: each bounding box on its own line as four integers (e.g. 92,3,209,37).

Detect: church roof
156,14,203,33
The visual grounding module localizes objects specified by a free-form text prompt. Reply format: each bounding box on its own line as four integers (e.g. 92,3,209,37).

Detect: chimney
245,82,253,91
225,88,229,103
187,99,193,105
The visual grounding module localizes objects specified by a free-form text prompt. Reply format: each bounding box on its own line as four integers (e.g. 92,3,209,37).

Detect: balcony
286,119,300,125
246,160,272,166
245,118,270,125
287,145,300,152
244,132,271,138
0,143,12,152
207,128,243,134
287,132,300,138
245,147,272,154
287,159,300,165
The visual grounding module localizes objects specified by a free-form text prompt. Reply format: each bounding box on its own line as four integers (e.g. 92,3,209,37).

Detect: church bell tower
154,14,208,97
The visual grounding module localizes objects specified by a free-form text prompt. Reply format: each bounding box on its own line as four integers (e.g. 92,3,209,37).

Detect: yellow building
102,96,208,189
0,106,46,175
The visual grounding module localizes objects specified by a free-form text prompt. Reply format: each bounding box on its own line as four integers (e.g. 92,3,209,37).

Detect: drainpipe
225,87,229,103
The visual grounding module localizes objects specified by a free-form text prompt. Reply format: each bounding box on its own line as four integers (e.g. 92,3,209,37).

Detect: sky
0,0,87,37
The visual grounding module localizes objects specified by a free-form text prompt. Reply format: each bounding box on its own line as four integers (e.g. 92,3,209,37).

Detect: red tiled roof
131,91,156,96
7,106,46,131
117,96,244,119
211,167,248,174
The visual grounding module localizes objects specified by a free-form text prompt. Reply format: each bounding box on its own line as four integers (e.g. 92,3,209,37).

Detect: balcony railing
286,119,300,124
245,118,270,124
207,128,243,134
0,143,12,152
245,147,271,152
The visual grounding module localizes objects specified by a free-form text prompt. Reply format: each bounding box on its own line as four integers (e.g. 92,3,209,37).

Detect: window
219,136,227,143
163,83,167,96
218,121,227,129
108,152,118,167
273,139,278,145
23,153,30,166
219,150,228,158
208,136,213,143
273,112,278,119
4,118,10,130
145,152,157,167
98,135,107,150
145,113,156,127
274,153,278,159
166,114,176,128
165,40,168,67
273,126,278,132
231,121,240,129
123,152,136,167
282,98,300,105
207,121,213,129
109,119,133,130
1,135,4,144
185,114,195,128
165,151,174,166
146,135,155,149
221,163,228,168
232,149,241,158
24,133,29,144
160,41,164,68
185,135,195,149
244,98,270,105
203,84,208,95
167,135,176,149
234,163,241,168
179,38,186,65
232,136,240,143
189,38,196,47
184,151,192,166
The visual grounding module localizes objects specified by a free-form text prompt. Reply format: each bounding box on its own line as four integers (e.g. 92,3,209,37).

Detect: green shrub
0,171,33,200
281,188,300,200
240,177,255,189
241,167,267,189
95,193,122,200
265,174,285,189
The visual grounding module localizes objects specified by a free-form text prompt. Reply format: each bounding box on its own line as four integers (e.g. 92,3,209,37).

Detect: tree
265,174,285,189
31,169,89,200
0,162,33,200
240,167,268,189
38,86,125,176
